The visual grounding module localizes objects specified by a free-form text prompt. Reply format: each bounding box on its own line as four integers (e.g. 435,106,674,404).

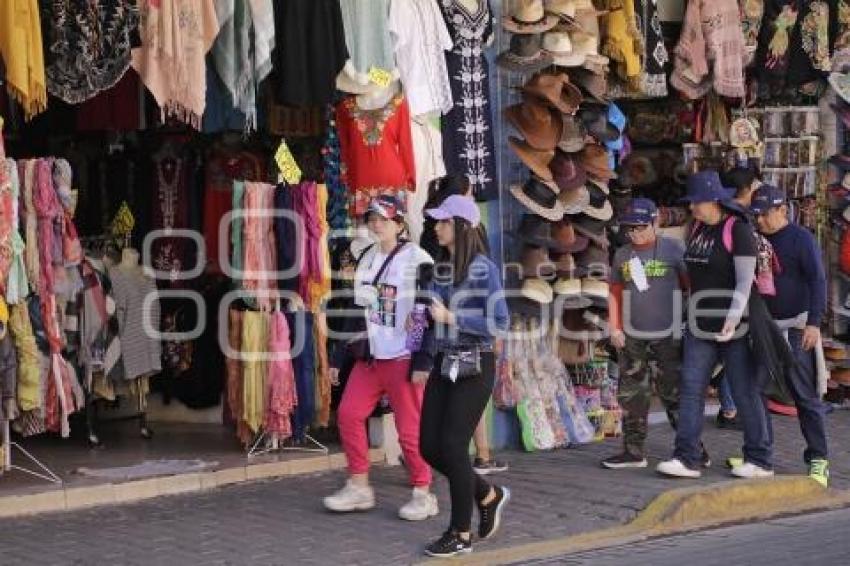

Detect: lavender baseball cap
425,195,481,227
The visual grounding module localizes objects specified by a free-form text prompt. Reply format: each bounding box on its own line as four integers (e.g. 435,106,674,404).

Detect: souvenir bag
515,322,556,451
493,337,519,410
554,364,595,444
532,328,568,447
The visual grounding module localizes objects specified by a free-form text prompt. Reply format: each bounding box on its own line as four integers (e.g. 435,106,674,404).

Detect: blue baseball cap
750,184,786,215
425,194,481,227
680,171,736,204
619,197,658,225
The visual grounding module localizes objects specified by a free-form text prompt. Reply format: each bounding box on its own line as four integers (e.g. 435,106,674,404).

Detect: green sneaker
726,456,744,469
809,459,829,488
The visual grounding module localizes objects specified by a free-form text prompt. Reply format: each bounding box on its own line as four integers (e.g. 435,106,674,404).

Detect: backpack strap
722,215,737,254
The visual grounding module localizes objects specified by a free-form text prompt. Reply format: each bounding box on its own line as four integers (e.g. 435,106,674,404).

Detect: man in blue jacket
750,185,829,487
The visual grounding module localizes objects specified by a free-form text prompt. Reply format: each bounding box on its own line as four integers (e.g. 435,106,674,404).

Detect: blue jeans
675,332,773,469
766,328,828,463
719,376,737,413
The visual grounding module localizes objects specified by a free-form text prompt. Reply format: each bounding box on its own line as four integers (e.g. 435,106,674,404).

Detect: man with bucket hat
657,171,770,479
602,198,689,469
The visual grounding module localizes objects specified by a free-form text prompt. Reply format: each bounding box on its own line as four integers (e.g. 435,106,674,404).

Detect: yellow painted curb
0,448,380,519
449,476,850,566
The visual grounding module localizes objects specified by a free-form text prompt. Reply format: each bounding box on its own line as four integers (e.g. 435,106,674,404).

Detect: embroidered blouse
336,94,417,215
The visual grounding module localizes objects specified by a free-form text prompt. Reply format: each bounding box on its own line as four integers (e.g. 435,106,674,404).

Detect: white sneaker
323,479,375,512
656,458,702,479
398,486,439,521
730,462,775,479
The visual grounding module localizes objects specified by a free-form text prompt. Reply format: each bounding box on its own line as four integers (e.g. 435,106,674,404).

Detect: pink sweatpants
338,358,431,487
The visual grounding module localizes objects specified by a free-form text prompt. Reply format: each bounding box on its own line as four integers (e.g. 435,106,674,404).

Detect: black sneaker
473,457,509,475
424,531,472,558
478,485,511,540
601,452,648,469
716,411,742,430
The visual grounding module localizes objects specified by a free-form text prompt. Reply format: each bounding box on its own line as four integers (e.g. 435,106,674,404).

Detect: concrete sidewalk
0,410,848,565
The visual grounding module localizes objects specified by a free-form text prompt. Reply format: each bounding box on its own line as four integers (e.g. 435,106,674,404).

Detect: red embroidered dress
336,94,416,215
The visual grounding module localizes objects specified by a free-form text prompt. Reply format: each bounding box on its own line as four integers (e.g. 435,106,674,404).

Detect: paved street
527,507,850,565
0,410,849,565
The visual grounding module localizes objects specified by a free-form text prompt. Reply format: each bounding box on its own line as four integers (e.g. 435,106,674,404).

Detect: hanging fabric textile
211,0,276,131
241,309,268,434
438,0,498,201
242,182,277,310
0,0,47,120
339,0,397,84
265,311,298,439
40,1,140,104
272,0,348,106
131,0,220,129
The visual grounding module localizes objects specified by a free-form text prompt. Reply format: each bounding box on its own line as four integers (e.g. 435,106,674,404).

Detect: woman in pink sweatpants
324,195,437,522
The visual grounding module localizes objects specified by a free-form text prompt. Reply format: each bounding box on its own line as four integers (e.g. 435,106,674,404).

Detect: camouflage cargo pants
618,336,681,456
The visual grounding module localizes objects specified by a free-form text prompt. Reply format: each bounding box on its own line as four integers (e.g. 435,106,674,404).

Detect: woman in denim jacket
414,195,510,558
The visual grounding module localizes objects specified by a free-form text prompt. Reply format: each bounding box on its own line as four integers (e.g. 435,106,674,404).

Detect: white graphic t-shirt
354,243,433,360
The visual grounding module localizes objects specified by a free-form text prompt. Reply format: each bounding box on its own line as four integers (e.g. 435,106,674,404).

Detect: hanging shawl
264,311,297,439
4,160,29,305
52,159,83,266
41,1,140,104
211,0,275,131
34,159,60,298
131,0,220,129
20,160,40,292
0,0,47,119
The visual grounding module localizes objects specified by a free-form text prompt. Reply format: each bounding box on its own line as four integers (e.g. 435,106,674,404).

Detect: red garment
242,182,277,309
336,94,416,215
203,148,266,273
76,71,144,132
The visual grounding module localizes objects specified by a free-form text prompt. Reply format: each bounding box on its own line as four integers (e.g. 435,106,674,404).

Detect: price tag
628,256,649,292
368,66,393,88
275,140,302,185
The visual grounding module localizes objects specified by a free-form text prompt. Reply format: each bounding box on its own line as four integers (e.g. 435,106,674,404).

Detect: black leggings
419,352,495,532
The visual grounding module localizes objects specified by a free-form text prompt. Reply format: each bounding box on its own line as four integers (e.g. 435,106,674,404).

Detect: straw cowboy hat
497,33,555,74
510,177,567,221
503,0,560,34
542,30,586,67
504,96,563,150
522,278,555,304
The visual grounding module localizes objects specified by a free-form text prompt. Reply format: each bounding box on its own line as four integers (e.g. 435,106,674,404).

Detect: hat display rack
495,0,623,444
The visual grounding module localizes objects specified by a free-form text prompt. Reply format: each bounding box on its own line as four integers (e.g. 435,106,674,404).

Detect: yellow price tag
275,140,302,185
368,67,393,88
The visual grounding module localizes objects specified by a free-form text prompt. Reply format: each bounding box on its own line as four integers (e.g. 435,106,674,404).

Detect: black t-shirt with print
685,218,757,335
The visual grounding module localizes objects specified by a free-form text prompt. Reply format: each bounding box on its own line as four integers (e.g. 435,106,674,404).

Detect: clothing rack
1,419,62,484
247,430,329,458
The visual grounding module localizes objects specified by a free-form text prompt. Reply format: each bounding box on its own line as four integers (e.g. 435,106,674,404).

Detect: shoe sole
480,487,511,541
424,547,473,558
474,467,508,475
399,505,439,522
601,460,648,469
656,467,701,479
324,501,376,513
730,470,775,479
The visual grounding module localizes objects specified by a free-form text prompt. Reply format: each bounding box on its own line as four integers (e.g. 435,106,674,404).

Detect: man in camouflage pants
602,199,698,469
